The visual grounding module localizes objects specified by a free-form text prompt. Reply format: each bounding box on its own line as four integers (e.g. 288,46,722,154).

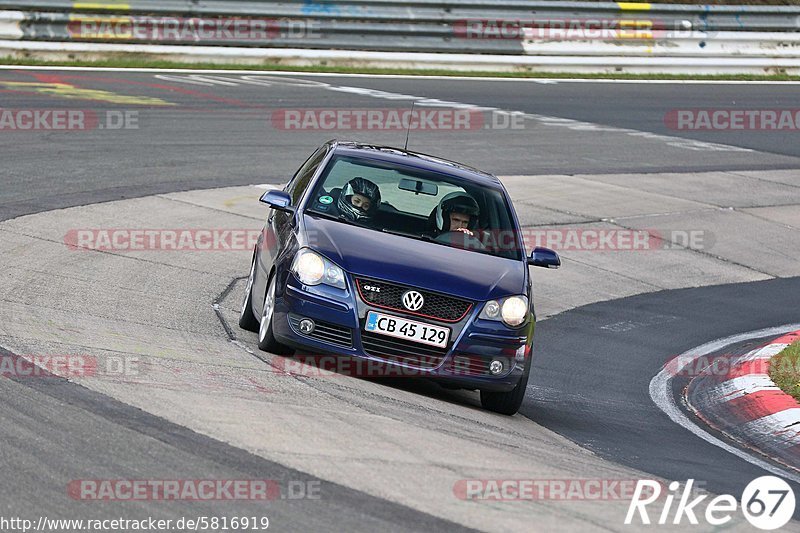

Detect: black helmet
435,192,480,232
337,177,381,222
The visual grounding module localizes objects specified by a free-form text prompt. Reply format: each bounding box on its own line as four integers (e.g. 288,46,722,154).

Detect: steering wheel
434,230,486,251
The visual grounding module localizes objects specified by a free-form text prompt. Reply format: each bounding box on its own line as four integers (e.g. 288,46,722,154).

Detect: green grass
768,342,800,402
2,55,800,81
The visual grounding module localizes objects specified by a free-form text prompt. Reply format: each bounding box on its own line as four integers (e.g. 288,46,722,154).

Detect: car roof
330,141,503,188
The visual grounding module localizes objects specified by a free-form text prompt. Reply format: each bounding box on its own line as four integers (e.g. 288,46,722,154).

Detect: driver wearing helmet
431,192,480,237
336,177,381,223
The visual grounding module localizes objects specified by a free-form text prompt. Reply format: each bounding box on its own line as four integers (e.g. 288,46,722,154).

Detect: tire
257,272,292,354
480,356,531,415
239,251,258,332
238,250,260,332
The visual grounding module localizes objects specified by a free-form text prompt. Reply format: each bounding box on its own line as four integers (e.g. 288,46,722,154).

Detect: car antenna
403,101,417,152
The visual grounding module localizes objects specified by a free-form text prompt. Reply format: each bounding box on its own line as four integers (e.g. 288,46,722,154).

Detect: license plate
365,311,450,348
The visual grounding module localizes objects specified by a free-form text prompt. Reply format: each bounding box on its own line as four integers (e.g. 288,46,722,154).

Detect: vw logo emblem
402,291,425,312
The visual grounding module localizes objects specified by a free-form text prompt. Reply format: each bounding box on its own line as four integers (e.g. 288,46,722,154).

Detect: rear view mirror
398,178,438,196
259,190,294,212
528,247,561,269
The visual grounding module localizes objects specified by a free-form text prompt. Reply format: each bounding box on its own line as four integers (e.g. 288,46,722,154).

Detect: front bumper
271,273,532,392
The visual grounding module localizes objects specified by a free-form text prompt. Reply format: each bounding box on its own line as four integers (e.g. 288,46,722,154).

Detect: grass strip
768,342,800,401
2,56,799,81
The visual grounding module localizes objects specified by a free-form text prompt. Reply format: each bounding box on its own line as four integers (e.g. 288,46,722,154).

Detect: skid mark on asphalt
0,70,262,108
600,315,680,333
62,72,261,107
2,70,176,105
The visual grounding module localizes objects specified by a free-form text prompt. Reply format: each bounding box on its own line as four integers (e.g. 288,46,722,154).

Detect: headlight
501,296,528,327
291,249,346,289
484,300,501,319
479,295,529,327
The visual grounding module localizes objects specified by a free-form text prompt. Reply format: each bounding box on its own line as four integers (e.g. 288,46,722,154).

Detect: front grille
355,278,472,323
361,330,449,369
289,315,353,348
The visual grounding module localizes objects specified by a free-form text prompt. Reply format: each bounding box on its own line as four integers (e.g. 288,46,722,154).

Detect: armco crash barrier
0,1,799,72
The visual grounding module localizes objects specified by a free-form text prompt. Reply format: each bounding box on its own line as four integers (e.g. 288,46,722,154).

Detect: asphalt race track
1,67,799,531
528,278,800,506
3,69,800,221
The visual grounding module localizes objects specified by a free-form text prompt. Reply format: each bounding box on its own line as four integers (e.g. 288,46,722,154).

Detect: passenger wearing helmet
336,177,381,223
432,192,480,238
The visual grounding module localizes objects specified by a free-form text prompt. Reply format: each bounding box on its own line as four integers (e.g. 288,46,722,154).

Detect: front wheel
257,273,292,354
480,356,531,415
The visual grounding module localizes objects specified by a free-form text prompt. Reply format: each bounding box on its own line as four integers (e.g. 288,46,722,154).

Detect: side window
287,146,329,206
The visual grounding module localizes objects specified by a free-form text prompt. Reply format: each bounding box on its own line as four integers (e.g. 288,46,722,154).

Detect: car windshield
305,154,522,260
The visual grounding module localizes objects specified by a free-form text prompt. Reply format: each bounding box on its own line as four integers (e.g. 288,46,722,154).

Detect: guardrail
0,2,799,73
1,1,799,31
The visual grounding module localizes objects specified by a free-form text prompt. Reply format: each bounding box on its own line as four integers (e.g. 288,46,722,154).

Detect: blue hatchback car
239,140,560,415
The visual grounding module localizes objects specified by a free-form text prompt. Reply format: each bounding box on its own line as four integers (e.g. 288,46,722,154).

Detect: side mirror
528,247,561,269
259,190,293,212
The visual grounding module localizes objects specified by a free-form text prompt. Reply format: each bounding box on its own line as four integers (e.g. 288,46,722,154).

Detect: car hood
302,214,525,302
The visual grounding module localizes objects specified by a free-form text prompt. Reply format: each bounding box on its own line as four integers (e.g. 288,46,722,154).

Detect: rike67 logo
626,477,795,530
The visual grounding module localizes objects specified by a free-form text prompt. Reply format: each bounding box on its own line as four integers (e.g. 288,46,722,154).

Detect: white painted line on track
649,322,800,483
742,343,790,362
2,64,800,84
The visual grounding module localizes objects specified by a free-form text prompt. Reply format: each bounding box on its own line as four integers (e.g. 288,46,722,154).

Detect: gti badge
402,291,425,312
